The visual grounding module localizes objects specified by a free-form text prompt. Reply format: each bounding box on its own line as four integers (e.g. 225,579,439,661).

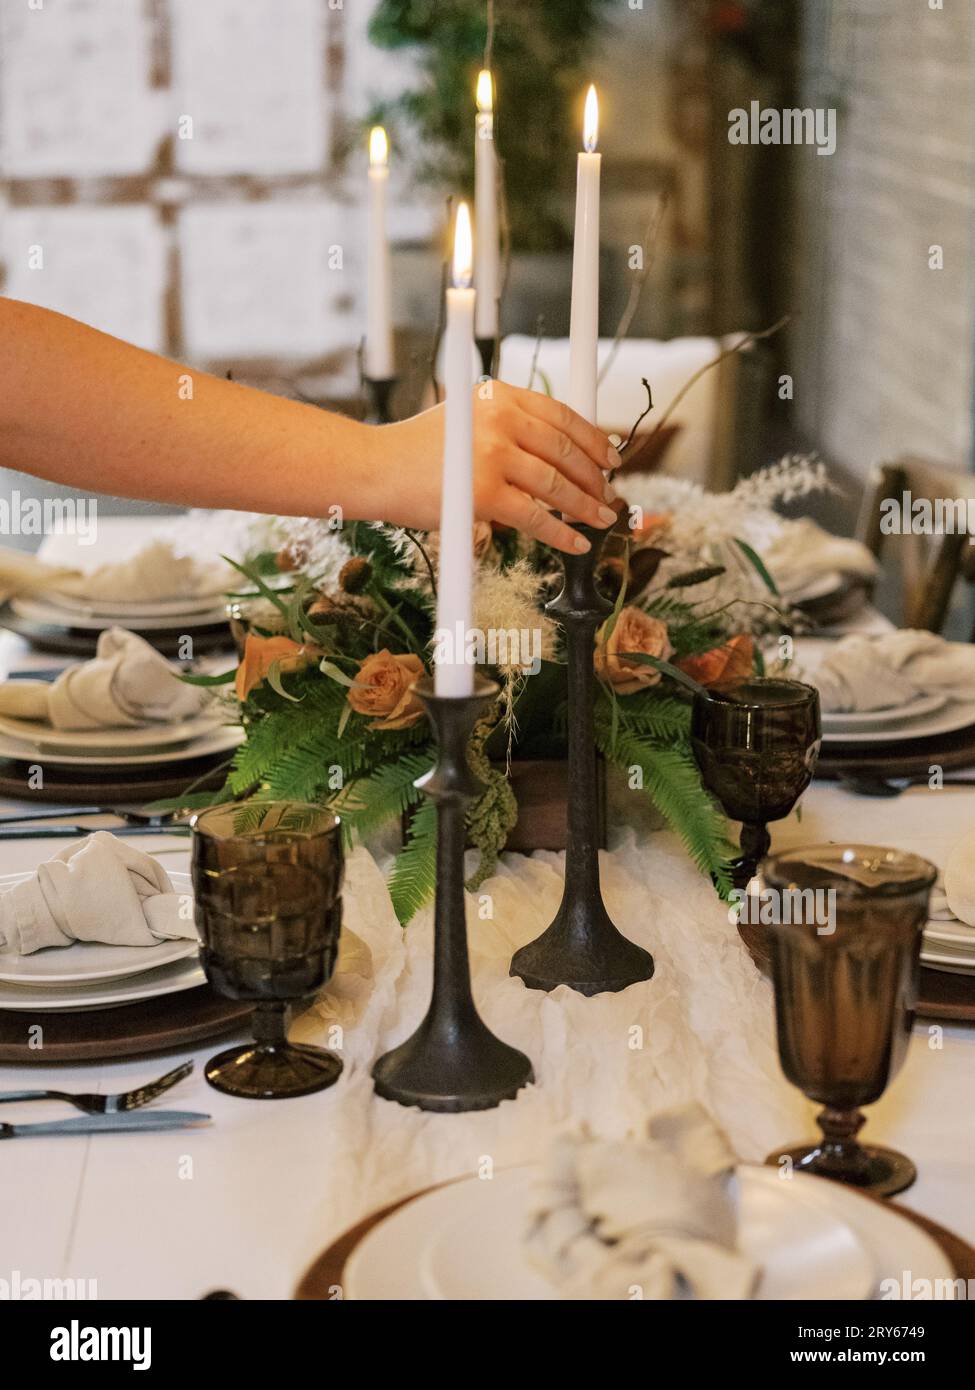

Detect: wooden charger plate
0,985,251,1062
816,719,975,779
295,1174,975,1299
0,605,231,658
0,754,229,804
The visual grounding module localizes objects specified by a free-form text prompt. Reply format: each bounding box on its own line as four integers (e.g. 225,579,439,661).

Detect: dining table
1,614,974,1302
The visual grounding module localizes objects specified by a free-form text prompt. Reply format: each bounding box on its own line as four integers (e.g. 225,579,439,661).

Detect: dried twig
404,528,438,599
619,379,654,455
598,191,670,387
640,313,791,445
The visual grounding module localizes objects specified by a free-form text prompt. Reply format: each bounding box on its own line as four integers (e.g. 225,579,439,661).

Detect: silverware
0,806,175,827
0,825,189,841
0,1060,193,1114
0,1110,211,1138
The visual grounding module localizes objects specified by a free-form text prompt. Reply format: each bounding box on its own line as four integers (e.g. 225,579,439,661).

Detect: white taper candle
434,202,476,697
365,126,394,380
474,69,500,341
568,85,601,424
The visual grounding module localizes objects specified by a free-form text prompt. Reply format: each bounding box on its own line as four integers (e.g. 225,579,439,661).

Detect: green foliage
388,800,438,926
595,691,735,899
465,716,518,893
367,0,613,251
336,751,434,846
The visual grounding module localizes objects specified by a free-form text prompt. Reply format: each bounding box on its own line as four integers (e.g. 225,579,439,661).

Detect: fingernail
597,505,617,526
606,444,620,468
603,481,618,503
574,535,591,553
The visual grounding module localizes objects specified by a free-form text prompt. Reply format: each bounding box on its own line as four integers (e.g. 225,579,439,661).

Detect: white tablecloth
1,632,974,1300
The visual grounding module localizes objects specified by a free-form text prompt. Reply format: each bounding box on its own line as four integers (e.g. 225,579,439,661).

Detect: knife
0,1110,211,1138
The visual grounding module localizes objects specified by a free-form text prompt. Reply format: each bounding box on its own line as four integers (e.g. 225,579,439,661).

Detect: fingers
494,487,592,555
510,387,618,481
506,448,617,530
513,412,615,505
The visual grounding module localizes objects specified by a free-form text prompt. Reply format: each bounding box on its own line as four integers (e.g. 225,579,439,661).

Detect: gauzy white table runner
2,778,974,1300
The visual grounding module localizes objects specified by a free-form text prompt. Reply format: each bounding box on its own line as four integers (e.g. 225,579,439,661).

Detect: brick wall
791,0,975,480
0,0,432,399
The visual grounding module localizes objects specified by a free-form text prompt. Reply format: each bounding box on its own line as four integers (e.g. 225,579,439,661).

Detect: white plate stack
0,708,243,770
0,870,205,1012
821,692,975,745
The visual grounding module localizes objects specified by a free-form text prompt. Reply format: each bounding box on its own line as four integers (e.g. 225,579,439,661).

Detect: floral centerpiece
182,456,827,924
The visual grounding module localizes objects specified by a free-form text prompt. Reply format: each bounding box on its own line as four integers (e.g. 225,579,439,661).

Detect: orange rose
347,650,426,730
235,633,320,701
678,634,754,687
594,606,673,694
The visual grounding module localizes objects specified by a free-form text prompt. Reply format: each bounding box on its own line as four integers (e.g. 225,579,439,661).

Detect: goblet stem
810,1106,872,1179
730,821,771,889
766,1105,918,1197
252,1002,288,1046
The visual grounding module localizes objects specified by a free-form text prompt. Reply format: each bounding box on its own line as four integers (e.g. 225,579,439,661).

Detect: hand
380,382,619,554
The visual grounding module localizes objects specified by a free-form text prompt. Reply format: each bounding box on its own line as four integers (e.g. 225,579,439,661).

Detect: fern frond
388,800,437,925
336,752,434,843
598,722,735,898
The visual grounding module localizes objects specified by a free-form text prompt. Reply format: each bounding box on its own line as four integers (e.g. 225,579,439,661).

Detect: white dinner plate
923,920,975,949
0,710,224,753
921,943,975,973
821,692,946,731
10,595,228,632
0,723,243,767
0,871,198,986
822,699,975,745
343,1165,949,1302
47,590,227,620
0,954,206,1011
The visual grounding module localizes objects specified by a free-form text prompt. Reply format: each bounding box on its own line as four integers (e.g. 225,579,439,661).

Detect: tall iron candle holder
364,375,398,425
475,336,497,380
510,522,655,996
372,673,534,1111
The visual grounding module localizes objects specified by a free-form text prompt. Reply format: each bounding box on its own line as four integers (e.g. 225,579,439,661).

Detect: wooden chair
856,456,975,634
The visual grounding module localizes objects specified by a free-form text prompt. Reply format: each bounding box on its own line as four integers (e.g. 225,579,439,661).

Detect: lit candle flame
583,84,598,153
369,125,389,168
476,69,493,114
452,201,473,289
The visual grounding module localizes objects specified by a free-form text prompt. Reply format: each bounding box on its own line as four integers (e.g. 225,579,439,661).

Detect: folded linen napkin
809,630,975,713
0,539,224,605
763,517,877,598
0,628,206,730
525,1104,759,1300
0,833,196,955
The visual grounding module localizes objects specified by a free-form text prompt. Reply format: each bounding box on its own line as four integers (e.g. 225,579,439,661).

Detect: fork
0,1060,193,1114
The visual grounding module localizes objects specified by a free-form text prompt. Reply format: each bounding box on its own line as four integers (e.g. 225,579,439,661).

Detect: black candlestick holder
372,673,534,1112
510,523,655,996
475,336,497,380
364,375,398,424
